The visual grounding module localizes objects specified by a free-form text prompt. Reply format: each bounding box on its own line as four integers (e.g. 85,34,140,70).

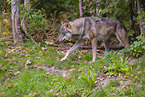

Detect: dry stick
21,0,35,42
48,42,124,50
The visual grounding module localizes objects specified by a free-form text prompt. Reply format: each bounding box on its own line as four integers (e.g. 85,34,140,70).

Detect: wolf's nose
56,39,59,42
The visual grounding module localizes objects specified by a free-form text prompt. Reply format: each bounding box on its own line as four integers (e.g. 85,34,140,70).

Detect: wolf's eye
66,24,70,28
66,24,69,27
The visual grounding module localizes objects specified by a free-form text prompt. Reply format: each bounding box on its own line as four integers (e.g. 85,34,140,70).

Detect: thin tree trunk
96,0,100,16
79,0,82,17
11,0,23,44
137,0,145,38
21,0,30,37
129,0,135,30
24,0,30,9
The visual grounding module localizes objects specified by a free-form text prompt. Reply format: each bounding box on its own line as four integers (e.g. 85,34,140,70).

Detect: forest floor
0,36,145,96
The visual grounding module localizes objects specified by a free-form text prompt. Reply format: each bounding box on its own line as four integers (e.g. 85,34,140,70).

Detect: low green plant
128,36,145,57
79,67,96,89
109,80,120,87
103,52,132,76
105,56,132,76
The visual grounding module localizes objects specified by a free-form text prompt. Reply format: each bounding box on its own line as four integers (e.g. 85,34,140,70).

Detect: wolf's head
57,22,72,42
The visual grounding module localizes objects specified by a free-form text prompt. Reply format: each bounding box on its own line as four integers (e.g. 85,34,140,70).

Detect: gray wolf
57,17,130,62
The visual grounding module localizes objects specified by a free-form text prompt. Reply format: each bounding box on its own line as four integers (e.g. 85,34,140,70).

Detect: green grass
0,40,145,97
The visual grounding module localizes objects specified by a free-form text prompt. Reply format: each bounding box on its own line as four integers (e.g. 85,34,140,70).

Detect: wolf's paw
61,57,67,61
88,60,95,64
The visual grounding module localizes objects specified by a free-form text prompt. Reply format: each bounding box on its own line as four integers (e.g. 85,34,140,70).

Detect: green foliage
100,0,130,18
1,0,145,96
82,0,97,16
20,5,49,34
0,11,11,35
106,56,132,75
79,67,96,89
2,70,49,96
32,0,79,20
109,80,120,87
0,0,11,13
128,36,145,57
58,0,79,20
132,56,145,84
102,51,132,76
82,0,130,20
0,40,145,96
136,11,145,23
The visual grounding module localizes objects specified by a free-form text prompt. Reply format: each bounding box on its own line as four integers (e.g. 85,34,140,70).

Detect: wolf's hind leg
92,38,97,62
115,32,130,47
61,40,84,61
115,26,130,47
103,40,111,52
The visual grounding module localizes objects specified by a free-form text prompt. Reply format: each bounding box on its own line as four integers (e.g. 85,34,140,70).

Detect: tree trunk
137,0,145,38
11,0,23,44
24,0,30,9
129,0,135,30
96,0,100,16
79,0,82,17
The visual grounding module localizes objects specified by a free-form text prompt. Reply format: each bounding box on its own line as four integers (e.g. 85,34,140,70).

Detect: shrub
128,36,145,57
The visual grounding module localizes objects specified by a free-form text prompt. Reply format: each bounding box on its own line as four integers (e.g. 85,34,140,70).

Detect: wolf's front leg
92,38,97,62
61,40,84,61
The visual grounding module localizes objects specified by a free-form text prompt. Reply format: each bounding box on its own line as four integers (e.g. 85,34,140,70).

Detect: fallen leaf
71,65,74,67
3,31,7,35
33,91,39,97
100,43,104,47
14,71,21,75
42,47,47,51
46,72,50,75
85,41,88,44
25,59,31,69
45,41,54,45
78,55,81,59
68,68,76,72
55,93,59,96
35,57,40,59
56,51,60,55
117,85,121,89
49,89,53,92
62,73,67,77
